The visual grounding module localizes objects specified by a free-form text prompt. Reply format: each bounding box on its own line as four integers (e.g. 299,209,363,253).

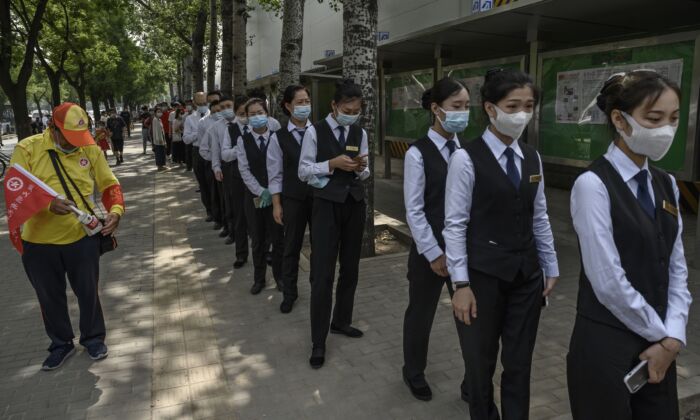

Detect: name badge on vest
345,145,359,152
662,200,678,217
529,174,542,183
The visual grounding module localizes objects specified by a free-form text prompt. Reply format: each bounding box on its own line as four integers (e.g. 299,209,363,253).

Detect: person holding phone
443,69,559,420
402,77,471,402
236,98,284,295
568,70,691,419
298,79,369,369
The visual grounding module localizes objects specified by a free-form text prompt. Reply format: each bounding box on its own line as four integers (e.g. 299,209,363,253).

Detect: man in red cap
9,102,125,371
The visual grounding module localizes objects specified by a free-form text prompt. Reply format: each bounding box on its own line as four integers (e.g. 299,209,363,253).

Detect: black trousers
222,162,249,259
165,133,172,156
22,236,106,352
204,160,224,225
185,144,194,170
309,196,366,347
111,137,124,153
171,141,185,163
281,195,313,301
244,191,283,285
567,315,679,420
192,147,212,216
462,269,543,420
402,245,469,386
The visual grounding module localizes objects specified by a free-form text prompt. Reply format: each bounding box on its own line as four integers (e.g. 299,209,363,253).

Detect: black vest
276,128,312,200
464,137,541,281
314,119,364,203
241,131,269,189
224,124,243,178
576,157,678,333
411,136,448,250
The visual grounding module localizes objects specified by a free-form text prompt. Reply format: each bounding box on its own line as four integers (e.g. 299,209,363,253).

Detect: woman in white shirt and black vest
236,98,284,295
298,79,370,369
568,70,691,420
443,69,560,420
402,77,471,403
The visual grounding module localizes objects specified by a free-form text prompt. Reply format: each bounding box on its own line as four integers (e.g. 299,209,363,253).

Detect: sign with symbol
324,50,336,58
6,177,23,192
377,32,390,41
480,0,493,11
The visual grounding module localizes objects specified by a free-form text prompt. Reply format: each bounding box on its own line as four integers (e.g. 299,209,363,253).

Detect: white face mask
618,111,677,161
489,105,533,140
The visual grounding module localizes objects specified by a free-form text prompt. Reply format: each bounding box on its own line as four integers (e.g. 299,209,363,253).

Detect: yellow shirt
9,130,125,244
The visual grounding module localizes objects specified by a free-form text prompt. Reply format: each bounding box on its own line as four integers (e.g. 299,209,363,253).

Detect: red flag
3,164,58,253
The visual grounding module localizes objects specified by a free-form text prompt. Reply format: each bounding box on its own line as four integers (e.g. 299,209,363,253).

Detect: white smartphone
624,360,649,394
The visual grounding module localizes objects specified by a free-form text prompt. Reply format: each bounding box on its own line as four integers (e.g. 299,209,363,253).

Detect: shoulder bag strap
47,150,97,217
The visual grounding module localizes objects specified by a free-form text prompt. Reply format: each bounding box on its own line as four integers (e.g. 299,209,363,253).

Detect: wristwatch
454,281,470,289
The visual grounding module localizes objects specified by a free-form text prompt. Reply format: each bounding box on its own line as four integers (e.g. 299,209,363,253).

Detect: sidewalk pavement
0,130,699,419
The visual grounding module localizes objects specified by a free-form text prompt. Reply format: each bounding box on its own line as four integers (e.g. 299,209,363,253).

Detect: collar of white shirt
427,128,458,153
604,142,651,183
482,127,524,160
287,120,312,133
250,129,271,141
325,113,344,133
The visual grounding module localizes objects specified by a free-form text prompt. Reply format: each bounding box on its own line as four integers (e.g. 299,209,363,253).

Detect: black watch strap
454,281,470,289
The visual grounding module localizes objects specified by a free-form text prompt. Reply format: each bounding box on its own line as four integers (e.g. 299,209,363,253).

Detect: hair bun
421,88,433,110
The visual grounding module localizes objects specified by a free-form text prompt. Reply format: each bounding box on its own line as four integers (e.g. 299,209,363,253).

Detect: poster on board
554,58,684,124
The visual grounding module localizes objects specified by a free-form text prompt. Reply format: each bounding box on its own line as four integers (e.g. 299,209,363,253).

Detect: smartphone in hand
624,360,649,393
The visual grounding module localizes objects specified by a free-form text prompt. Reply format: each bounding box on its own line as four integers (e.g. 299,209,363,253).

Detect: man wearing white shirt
198,98,223,228
184,92,212,219
208,96,236,242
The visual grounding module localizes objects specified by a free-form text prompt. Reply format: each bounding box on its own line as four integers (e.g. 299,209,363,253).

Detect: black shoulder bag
47,150,118,255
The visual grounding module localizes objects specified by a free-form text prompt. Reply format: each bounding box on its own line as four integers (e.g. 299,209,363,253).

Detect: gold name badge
663,200,678,217
345,145,359,152
529,174,542,183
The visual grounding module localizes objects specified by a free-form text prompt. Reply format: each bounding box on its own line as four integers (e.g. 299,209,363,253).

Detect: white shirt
207,119,231,172
268,116,282,132
183,110,207,145
220,120,249,164
443,127,559,284
404,128,460,263
267,120,312,195
168,110,177,133
571,142,691,344
298,114,370,182
237,128,272,196
197,115,218,160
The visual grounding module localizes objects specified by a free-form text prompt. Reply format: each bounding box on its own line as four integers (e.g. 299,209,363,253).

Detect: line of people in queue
184,69,691,420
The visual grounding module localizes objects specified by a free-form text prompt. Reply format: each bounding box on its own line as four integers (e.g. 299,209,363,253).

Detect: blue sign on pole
377,31,390,41
472,0,481,13
324,50,336,57
480,0,493,11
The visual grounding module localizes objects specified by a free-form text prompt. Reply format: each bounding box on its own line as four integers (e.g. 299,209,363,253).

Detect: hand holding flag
3,164,59,253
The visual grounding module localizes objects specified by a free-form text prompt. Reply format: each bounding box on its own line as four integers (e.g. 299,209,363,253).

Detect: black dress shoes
250,282,265,295
218,229,229,238
330,324,363,338
233,258,246,269
280,298,295,314
403,373,433,401
309,347,325,369
224,236,235,245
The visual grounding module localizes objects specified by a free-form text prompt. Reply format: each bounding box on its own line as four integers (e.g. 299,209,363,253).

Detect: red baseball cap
52,103,95,147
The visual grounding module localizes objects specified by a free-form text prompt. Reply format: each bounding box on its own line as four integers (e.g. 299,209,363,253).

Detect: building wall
245,0,475,81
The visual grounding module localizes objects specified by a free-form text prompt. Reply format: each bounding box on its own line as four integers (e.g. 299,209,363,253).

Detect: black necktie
296,128,306,144
446,140,456,157
504,148,520,188
243,125,249,134
337,126,346,148
634,170,655,220
258,136,267,153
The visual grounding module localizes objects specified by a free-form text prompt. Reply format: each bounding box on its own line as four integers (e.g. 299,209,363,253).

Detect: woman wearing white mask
568,71,690,419
443,68,560,420
402,77,471,402
236,98,284,296
267,85,314,314
298,79,369,369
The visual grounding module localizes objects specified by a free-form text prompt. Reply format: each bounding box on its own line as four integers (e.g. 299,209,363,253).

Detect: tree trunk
47,70,61,106
207,0,218,92
176,60,183,100
90,89,101,122
9,92,31,139
169,83,175,100
34,94,43,120
274,0,305,123
0,0,49,140
220,0,234,97
233,0,248,95
343,0,378,258
183,55,193,98
107,95,115,110
192,0,208,92
77,88,87,110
